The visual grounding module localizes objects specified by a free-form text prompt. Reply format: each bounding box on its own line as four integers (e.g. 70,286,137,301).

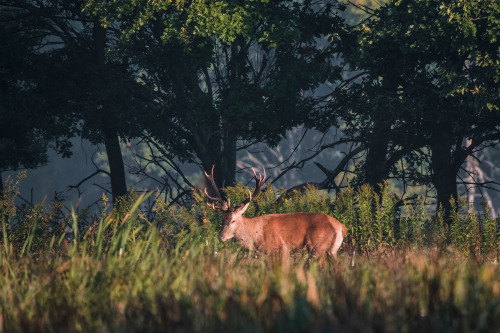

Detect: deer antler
236,168,266,208
204,166,229,211
251,167,266,199
204,166,266,212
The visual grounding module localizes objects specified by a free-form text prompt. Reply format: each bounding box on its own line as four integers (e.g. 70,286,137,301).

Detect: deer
204,167,347,262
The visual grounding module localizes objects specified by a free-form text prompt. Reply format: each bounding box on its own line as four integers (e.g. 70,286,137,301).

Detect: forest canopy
0,0,499,215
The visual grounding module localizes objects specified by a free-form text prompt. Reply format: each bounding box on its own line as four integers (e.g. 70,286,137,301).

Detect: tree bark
93,18,106,66
430,134,460,219
364,121,390,191
222,136,237,188
93,18,127,201
433,168,458,217
200,135,237,193
103,130,128,200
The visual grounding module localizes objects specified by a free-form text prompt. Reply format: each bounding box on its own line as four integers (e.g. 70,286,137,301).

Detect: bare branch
67,170,107,190
271,138,360,185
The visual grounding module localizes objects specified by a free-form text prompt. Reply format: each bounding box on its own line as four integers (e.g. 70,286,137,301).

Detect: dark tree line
1,0,499,216
325,0,500,214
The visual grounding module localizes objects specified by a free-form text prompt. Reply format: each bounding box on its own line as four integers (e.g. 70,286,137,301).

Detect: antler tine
248,167,266,201
204,165,224,202
257,168,266,190
252,168,266,187
204,165,230,211
233,167,266,210
207,202,225,212
204,188,225,204
252,167,258,181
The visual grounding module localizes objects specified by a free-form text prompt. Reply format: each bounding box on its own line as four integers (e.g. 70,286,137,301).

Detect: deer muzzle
219,228,233,242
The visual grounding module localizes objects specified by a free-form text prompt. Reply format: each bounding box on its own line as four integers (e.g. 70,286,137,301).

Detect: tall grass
0,176,499,332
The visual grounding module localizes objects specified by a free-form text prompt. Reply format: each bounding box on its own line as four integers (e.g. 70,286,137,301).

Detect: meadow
1,173,499,332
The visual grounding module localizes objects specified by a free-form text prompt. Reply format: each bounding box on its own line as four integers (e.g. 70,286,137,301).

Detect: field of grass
1,175,499,332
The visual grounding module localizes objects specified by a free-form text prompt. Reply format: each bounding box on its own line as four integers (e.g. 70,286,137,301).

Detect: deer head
204,166,266,241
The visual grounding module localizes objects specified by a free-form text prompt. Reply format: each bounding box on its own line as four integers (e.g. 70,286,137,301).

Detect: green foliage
482,203,500,255
0,171,26,219
448,197,483,256
0,14,74,171
9,200,64,255
0,172,66,255
355,184,375,251
321,0,500,210
1,178,500,332
335,183,398,252
430,204,447,247
278,185,334,216
4,175,500,260
82,0,346,188
378,182,397,246
332,185,356,243
303,186,333,215
257,184,281,215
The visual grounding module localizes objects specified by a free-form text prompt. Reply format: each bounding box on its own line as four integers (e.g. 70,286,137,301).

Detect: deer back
229,212,338,255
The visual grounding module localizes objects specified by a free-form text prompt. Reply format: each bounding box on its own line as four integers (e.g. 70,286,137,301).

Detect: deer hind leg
311,240,332,268
278,244,292,271
330,229,344,259
317,251,329,268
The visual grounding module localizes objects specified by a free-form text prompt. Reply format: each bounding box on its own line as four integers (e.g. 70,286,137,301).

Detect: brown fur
220,211,346,260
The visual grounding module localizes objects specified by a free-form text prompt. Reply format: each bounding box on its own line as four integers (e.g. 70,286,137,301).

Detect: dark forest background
1,0,499,217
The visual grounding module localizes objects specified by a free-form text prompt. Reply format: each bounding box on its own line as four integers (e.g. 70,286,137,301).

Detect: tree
88,0,346,190
322,0,500,215
2,0,154,201
0,6,73,192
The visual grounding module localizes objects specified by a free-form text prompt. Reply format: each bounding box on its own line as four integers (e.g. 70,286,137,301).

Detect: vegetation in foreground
0,175,499,332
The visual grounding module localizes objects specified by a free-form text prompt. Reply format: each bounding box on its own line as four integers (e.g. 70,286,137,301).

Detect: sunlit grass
0,177,499,332
1,237,499,332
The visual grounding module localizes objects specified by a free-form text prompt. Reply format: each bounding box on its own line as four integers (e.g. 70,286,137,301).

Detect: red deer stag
204,167,347,261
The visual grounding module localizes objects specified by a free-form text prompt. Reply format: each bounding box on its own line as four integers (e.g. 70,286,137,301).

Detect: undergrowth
0,174,499,332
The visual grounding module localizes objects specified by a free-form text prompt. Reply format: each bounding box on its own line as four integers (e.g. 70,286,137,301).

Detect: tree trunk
364,121,390,191
433,168,458,218
201,135,237,192
222,136,237,188
430,136,460,220
104,130,128,201
93,18,127,201
93,18,106,66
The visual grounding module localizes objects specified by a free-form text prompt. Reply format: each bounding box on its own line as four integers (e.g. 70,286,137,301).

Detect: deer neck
233,216,265,250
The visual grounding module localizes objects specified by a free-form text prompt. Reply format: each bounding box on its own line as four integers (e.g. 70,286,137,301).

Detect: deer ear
233,202,250,217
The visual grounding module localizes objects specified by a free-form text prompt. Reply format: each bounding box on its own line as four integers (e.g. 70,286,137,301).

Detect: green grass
0,177,499,332
1,240,499,332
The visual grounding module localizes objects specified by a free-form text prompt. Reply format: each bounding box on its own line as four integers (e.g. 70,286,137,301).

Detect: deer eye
231,220,236,224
